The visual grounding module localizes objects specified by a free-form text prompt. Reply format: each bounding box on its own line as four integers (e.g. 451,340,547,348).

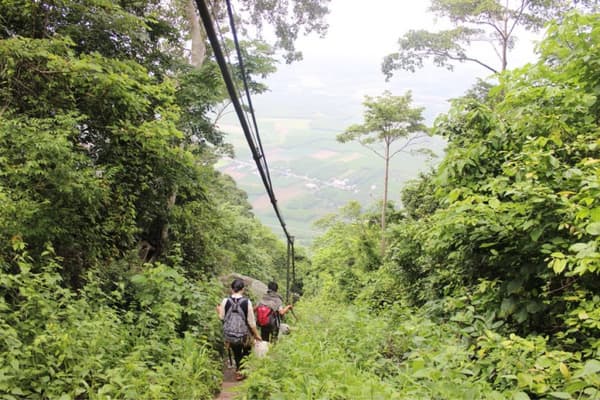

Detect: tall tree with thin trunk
337,91,428,253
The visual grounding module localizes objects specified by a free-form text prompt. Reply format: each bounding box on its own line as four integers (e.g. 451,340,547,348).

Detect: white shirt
218,293,257,329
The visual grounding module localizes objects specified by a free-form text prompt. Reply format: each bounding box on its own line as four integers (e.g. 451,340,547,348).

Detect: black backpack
223,297,249,345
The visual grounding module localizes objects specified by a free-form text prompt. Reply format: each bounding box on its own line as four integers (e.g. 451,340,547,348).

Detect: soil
214,364,243,400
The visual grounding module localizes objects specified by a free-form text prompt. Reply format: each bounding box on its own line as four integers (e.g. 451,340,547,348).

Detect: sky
248,0,541,125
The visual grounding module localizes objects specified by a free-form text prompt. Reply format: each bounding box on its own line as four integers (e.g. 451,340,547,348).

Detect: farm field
217,117,444,245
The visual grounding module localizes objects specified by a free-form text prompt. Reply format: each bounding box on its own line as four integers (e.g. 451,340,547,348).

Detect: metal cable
224,0,274,190
211,6,258,143
195,0,294,247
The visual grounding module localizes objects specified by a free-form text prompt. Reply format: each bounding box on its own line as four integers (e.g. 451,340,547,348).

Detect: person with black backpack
217,278,261,380
255,281,293,343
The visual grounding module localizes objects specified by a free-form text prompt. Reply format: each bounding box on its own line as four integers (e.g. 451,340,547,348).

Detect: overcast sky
249,0,541,126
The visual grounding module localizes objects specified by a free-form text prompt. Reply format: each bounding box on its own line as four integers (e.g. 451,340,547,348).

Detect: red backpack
255,304,274,327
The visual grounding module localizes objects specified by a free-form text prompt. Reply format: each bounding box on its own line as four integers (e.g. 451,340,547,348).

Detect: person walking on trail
255,281,293,343
217,278,261,380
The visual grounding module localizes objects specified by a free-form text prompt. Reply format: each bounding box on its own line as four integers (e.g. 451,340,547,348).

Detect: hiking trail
214,364,242,400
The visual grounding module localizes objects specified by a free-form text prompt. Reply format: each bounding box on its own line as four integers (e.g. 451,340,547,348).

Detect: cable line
210,6,259,145
224,0,274,191
195,0,296,298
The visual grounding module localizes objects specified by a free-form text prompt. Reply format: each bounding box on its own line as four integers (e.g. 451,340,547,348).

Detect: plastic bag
279,323,291,335
253,340,269,358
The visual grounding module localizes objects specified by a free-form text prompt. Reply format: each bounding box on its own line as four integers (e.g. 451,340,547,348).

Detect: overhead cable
224,0,274,191
194,0,293,245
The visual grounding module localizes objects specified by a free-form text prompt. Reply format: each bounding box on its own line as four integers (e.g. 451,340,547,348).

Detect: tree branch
430,49,498,73
466,18,505,39
546,277,579,296
359,141,385,160
507,0,528,38
390,133,429,158
212,100,233,125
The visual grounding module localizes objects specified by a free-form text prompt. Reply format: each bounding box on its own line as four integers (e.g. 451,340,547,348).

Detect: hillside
217,116,445,245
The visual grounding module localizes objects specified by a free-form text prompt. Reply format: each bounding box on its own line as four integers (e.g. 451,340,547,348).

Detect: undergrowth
239,297,600,400
0,244,223,399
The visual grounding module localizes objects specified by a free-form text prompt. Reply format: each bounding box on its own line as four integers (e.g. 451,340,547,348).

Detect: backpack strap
225,296,249,318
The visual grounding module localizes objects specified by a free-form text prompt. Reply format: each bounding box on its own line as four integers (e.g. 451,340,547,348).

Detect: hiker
217,278,261,380
256,281,293,343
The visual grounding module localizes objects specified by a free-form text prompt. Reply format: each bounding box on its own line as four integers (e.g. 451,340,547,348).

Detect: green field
217,117,445,246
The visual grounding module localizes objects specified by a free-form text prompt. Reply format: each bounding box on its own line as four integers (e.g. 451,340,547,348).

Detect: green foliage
240,298,400,399
213,202,288,282
300,12,600,400
0,242,222,399
0,0,182,76
4,0,600,397
386,299,600,399
0,35,191,279
337,91,428,148
382,12,600,345
382,0,598,77
175,61,229,149
383,26,486,73
0,0,294,283
240,296,600,399
400,171,440,220
305,202,381,300
237,0,331,63
0,0,326,396
337,91,429,236
0,112,108,279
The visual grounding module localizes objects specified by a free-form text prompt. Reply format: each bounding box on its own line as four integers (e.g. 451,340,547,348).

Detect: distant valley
217,117,445,246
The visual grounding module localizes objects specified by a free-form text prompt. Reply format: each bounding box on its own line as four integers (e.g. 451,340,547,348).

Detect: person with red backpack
217,278,262,380
255,281,293,343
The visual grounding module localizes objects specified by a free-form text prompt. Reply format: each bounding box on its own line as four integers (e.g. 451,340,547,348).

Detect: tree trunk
160,187,178,249
381,140,390,255
501,2,509,71
186,0,206,67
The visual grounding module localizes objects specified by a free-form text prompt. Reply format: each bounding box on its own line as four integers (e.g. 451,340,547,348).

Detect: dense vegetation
242,11,600,400
1,1,599,399
0,0,313,398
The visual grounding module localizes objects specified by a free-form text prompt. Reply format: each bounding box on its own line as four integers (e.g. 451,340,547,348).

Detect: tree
401,171,441,221
308,201,381,300
0,34,200,282
0,0,315,280
162,0,331,251
384,11,600,341
177,0,331,136
337,91,428,253
382,0,596,78
208,0,330,64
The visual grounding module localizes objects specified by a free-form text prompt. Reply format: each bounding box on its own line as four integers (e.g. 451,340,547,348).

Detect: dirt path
214,365,242,400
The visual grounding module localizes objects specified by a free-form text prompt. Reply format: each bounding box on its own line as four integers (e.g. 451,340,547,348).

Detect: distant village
222,157,362,193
